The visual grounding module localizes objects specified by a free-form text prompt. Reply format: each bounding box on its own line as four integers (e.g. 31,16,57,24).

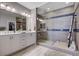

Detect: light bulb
0,3,6,9
28,15,31,17
6,6,11,10
47,8,50,11
66,2,70,4
25,13,28,16
21,12,25,16
12,8,16,12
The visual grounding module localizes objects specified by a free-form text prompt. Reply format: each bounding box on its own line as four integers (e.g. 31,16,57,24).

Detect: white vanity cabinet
25,33,31,46
0,32,36,56
19,33,27,48
9,34,20,53
31,33,36,44
0,34,20,55
26,32,36,46
19,32,36,48
0,35,11,55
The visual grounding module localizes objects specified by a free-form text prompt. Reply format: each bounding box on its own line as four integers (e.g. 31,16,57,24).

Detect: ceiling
18,2,74,17
37,2,74,15
18,2,47,10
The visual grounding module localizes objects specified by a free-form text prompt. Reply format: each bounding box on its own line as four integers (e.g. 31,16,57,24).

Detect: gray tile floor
12,45,73,56
23,45,72,56
11,40,79,56
38,40,78,56
12,44,36,56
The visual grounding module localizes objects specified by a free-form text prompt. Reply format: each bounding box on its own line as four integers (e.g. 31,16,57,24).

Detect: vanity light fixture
22,12,28,16
6,6,11,10
0,3,30,18
28,15,31,17
21,13,25,16
21,12,30,17
25,13,28,16
0,3,6,9
47,8,50,11
12,8,16,12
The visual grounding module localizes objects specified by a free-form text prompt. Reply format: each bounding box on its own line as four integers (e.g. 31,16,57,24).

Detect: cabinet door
30,33,36,44
10,34,20,52
26,33,36,46
0,35,11,56
25,33,31,46
31,33,36,44
20,34,27,48
29,33,34,45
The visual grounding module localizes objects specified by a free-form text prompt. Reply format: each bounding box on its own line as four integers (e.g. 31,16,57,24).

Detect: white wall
0,13,16,31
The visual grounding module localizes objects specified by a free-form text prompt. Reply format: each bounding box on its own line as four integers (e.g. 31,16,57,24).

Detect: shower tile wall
44,6,74,42
75,4,79,50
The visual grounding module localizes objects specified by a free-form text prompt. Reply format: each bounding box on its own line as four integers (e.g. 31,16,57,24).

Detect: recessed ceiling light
21,12,30,17
47,8,50,10
47,8,50,11
0,3,6,9
6,6,11,10
65,2,70,4
12,8,16,12
21,12,25,15
28,15,31,17
25,13,28,16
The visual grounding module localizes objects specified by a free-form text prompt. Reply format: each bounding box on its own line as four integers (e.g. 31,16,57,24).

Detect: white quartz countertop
0,31,36,35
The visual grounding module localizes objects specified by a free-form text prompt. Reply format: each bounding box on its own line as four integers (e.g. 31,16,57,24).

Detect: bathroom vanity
0,31,36,55
0,2,36,56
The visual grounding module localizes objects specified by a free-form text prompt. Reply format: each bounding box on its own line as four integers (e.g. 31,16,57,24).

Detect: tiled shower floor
39,40,73,51
38,40,77,56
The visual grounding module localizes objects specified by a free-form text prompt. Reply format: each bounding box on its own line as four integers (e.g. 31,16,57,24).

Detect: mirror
16,17,26,31
0,9,26,32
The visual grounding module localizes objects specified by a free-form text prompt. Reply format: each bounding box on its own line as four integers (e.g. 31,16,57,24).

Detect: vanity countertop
0,31,36,35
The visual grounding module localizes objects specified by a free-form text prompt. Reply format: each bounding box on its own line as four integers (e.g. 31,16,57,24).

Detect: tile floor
11,40,79,56
12,44,73,56
39,40,77,55
23,45,72,56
